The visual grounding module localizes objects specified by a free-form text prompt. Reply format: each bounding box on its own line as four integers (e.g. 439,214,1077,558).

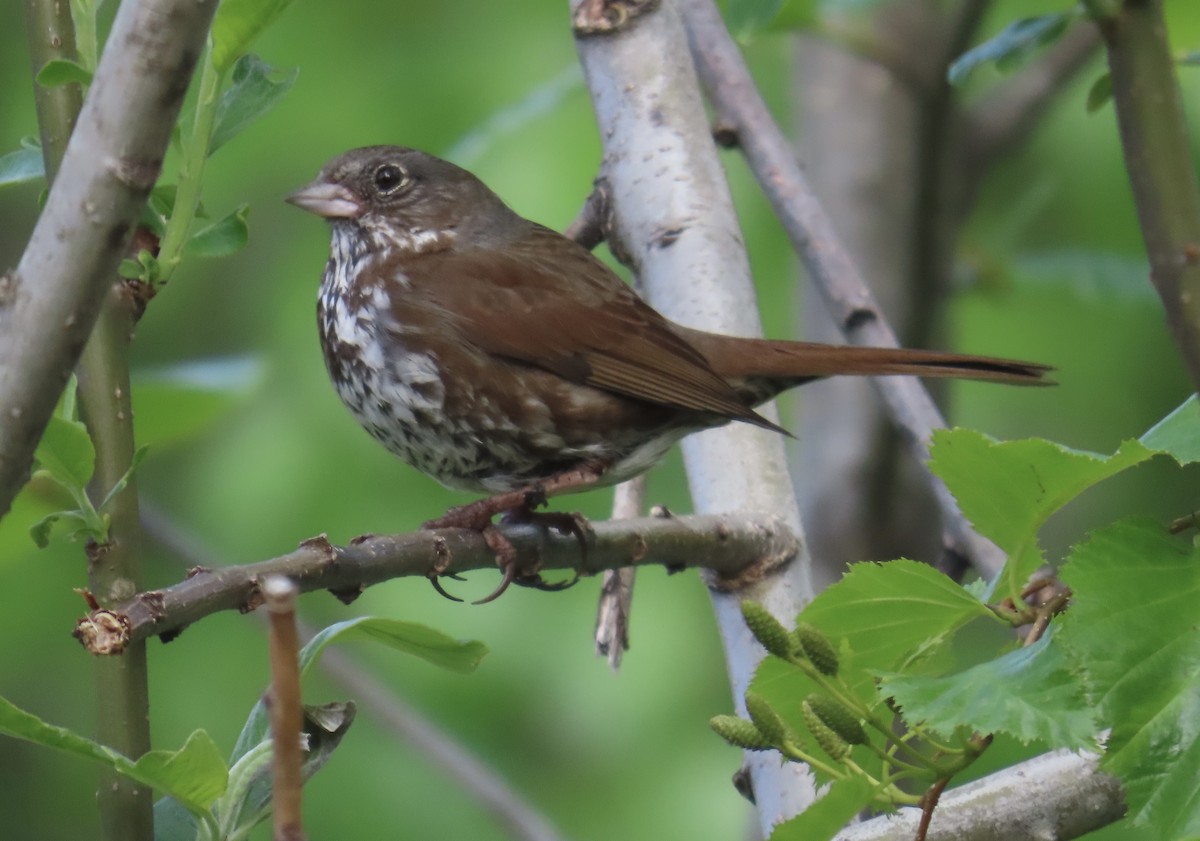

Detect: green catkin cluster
741,601,794,660
802,699,851,760
805,693,868,746
794,622,839,676
709,715,775,751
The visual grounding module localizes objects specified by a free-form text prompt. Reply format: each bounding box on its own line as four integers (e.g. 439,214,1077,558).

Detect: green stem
69,0,99,72
26,0,153,837
24,0,82,178
157,50,224,281
1091,0,1200,391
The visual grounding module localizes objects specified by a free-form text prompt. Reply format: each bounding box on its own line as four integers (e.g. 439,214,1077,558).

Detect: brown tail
675,328,1053,387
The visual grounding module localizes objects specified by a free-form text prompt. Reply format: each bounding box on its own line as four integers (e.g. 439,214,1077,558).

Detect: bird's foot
422,479,597,604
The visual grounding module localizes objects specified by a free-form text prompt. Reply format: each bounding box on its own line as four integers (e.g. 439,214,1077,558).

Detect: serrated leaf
34,414,96,491
929,429,1154,589
0,146,46,188
184,205,249,258
1086,72,1113,113
752,560,999,767
1059,519,1200,836
211,55,298,153
231,618,486,762
949,12,1076,86
1139,394,1200,465
0,695,226,815
36,58,93,88
879,629,1096,749
768,777,876,841
210,0,297,73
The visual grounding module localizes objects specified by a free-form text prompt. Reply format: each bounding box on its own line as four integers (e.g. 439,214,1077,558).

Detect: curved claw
520,570,581,592
428,575,465,603
472,562,518,605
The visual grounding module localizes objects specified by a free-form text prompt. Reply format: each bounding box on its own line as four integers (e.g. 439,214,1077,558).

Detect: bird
287,146,1050,602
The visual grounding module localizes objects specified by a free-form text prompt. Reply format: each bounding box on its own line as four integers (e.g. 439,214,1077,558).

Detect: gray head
287,146,527,254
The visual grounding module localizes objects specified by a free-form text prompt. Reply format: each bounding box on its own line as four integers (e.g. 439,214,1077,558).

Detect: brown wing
396,224,783,432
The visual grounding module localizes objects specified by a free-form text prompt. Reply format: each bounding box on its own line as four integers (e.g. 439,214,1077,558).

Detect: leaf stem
157,48,224,281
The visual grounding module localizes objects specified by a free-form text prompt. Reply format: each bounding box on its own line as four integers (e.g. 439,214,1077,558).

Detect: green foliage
721,396,1200,839
185,205,250,258
211,0,298,73
0,143,45,188
0,694,226,825
211,56,299,154
35,59,93,88
948,9,1081,85
1087,72,1114,113
1060,520,1200,835
767,777,876,841
231,617,488,762
29,404,148,548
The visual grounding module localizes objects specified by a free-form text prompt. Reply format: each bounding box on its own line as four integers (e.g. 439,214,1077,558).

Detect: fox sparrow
288,146,1049,601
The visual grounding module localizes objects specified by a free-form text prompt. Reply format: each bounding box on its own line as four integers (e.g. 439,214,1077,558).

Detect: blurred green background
0,1,1197,839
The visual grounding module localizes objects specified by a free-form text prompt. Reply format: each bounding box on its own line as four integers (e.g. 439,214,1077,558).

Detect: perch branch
75,513,797,654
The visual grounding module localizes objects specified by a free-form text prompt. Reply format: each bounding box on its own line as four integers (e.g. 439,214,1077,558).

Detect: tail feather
675,328,1053,388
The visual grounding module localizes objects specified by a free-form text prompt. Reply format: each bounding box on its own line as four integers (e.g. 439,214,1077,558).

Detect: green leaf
879,629,1096,749
98,446,149,511
231,618,486,761
210,0,298,73
1085,72,1113,113
210,55,298,153
218,702,355,837
36,58,93,88
929,429,1153,591
1059,519,1200,836
184,205,250,258
29,508,93,548
139,185,178,238
34,414,96,491
949,12,1076,86
0,146,46,188
752,561,999,760
133,731,228,813
767,777,876,841
1139,394,1200,465
0,695,226,815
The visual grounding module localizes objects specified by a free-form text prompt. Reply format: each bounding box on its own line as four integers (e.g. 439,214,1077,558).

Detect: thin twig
681,0,1007,579
964,25,1102,182
264,577,308,841
141,502,574,841
594,478,645,669
77,510,798,653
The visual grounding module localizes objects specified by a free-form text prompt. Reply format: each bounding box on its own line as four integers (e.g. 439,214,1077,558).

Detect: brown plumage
288,146,1050,598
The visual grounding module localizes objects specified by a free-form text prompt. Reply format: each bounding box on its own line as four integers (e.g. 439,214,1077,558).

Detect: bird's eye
373,163,408,195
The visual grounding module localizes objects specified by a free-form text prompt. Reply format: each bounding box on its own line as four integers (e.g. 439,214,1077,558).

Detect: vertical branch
0,0,218,518
265,577,307,841
1091,0,1200,391
23,0,82,178
573,0,818,831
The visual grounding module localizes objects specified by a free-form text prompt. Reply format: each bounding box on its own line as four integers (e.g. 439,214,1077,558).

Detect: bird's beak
286,180,363,219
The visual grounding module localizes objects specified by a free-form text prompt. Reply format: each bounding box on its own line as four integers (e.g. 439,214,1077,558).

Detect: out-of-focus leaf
28,508,93,548
1086,72,1112,113
1059,520,1200,835
132,356,264,449
0,146,46,188
0,695,226,815
210,55,298,153
1139,394,1200,465
949,12,1076,86
210,0,297,73
35,59,93,88
767,777,876,841
184,205,250,258
231,618,486,762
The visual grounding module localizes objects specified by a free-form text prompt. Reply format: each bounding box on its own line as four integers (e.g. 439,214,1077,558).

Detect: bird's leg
422,463,606,603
